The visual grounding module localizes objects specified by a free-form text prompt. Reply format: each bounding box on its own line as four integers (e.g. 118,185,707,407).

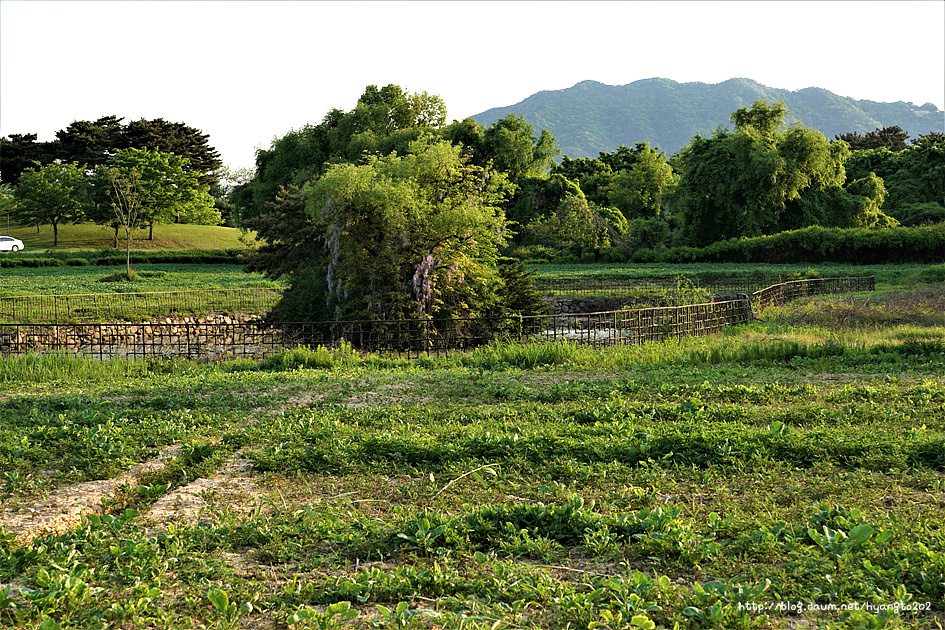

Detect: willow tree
673,100,852,246
281,136,513,322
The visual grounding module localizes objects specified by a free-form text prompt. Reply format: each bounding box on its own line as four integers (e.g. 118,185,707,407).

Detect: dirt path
142,455,260,531
0,446,180,544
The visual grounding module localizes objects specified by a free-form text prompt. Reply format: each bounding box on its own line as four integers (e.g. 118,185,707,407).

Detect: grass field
0,276,943,628
0,264,283,298
1,222,255,252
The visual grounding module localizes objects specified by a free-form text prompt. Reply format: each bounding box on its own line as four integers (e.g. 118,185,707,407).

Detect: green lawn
1,221,256,251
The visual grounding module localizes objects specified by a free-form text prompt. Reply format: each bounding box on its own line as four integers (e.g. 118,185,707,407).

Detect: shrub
259,341,360,371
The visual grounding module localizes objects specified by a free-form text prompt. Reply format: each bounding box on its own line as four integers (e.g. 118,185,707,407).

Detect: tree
0,133,55,186
481,114,559,182
835,126,910,151
843,132,944,225
89,148,218,242
523,180,610,254
97,164,145,276
117,118,223,188
605,143,677,220
673,100,856,246
0,184,16,231
238,86,449,223
295,136,513,322
13,162,90,246
53,115,124,167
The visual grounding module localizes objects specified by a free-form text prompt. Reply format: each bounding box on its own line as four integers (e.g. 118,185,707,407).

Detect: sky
2,0,943,171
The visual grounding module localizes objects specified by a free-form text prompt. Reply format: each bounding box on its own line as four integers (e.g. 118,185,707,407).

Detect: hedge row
0,248,249,268
632,224,945,264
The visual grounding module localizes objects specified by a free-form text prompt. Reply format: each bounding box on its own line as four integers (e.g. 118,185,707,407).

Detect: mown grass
0,284,943,628
2,221,255,251
0,263,283,297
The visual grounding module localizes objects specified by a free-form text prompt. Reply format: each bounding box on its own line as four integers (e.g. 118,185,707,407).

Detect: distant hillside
471,78,945,158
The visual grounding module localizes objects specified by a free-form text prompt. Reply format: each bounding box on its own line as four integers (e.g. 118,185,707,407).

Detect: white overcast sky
2,0,943,170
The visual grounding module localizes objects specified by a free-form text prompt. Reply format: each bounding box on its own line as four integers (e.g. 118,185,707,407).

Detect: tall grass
0,351,151,382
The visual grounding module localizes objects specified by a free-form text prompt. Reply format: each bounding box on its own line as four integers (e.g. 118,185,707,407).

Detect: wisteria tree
290,136,513,322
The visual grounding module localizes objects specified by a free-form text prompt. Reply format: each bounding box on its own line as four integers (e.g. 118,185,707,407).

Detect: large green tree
481,114,559,183
296,136,513,322
605,142,678,220
835,126,910,152
0,133,55,186
3,115,222,190
89,148,218,242
843,132,945,225
13,162,90,246
673,100,877,246
116,118,223,188
240,86,449,224
53,115,125,167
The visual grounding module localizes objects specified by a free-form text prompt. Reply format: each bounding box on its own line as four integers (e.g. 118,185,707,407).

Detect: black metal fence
0,299,754,361
0,277,872,361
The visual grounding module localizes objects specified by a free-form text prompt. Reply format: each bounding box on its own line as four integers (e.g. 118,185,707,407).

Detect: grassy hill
1,222,255,252
472,77,945,158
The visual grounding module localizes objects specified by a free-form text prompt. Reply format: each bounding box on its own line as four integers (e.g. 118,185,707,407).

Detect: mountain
470,78,945,158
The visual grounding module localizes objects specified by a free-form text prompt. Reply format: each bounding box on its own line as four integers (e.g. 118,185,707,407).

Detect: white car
0,236,24,252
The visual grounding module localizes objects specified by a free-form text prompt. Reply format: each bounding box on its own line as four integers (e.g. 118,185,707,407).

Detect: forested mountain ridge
471,78,945,158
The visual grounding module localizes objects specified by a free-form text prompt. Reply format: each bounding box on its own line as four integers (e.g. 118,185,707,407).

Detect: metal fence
751,276,875,310
0,276,872,361
533,274,817,298
0,288,283,323
0,299,753,361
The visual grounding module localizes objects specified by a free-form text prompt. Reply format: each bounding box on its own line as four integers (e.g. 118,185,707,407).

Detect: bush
258,341,360,371
659,225,945,264
92,249,248,266
98,270,168,282
0,256,64,268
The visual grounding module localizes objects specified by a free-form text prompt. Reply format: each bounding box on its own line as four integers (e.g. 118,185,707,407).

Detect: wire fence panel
0,277,872,361
750,276,875,310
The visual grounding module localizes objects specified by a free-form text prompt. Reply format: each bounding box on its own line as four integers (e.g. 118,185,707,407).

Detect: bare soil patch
143,455,259,530
0,446,180,544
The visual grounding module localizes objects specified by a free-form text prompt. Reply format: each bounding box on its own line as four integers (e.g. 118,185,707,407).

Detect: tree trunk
149,222,154,240
125,228,132,277
113,225,119,248
52,221,58,246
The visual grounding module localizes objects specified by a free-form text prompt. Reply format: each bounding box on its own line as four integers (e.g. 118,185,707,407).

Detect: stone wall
1,312,271,360
545,297,637,316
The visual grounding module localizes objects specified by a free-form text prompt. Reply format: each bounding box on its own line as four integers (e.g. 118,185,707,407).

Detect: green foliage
90,147,219,230
300,137,512,321
495,259,548,318
836,125,910,151
238,85,448,223
13,162,90,246
98,269,145,282
481,114,560,182
674,101,860,246
843,133,945,223
657,224,945,264
258,342,360,371
605,143,677,220
520,175,610,255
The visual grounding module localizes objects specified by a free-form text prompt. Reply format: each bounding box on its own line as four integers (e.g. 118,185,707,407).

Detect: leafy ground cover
0,281,943,628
